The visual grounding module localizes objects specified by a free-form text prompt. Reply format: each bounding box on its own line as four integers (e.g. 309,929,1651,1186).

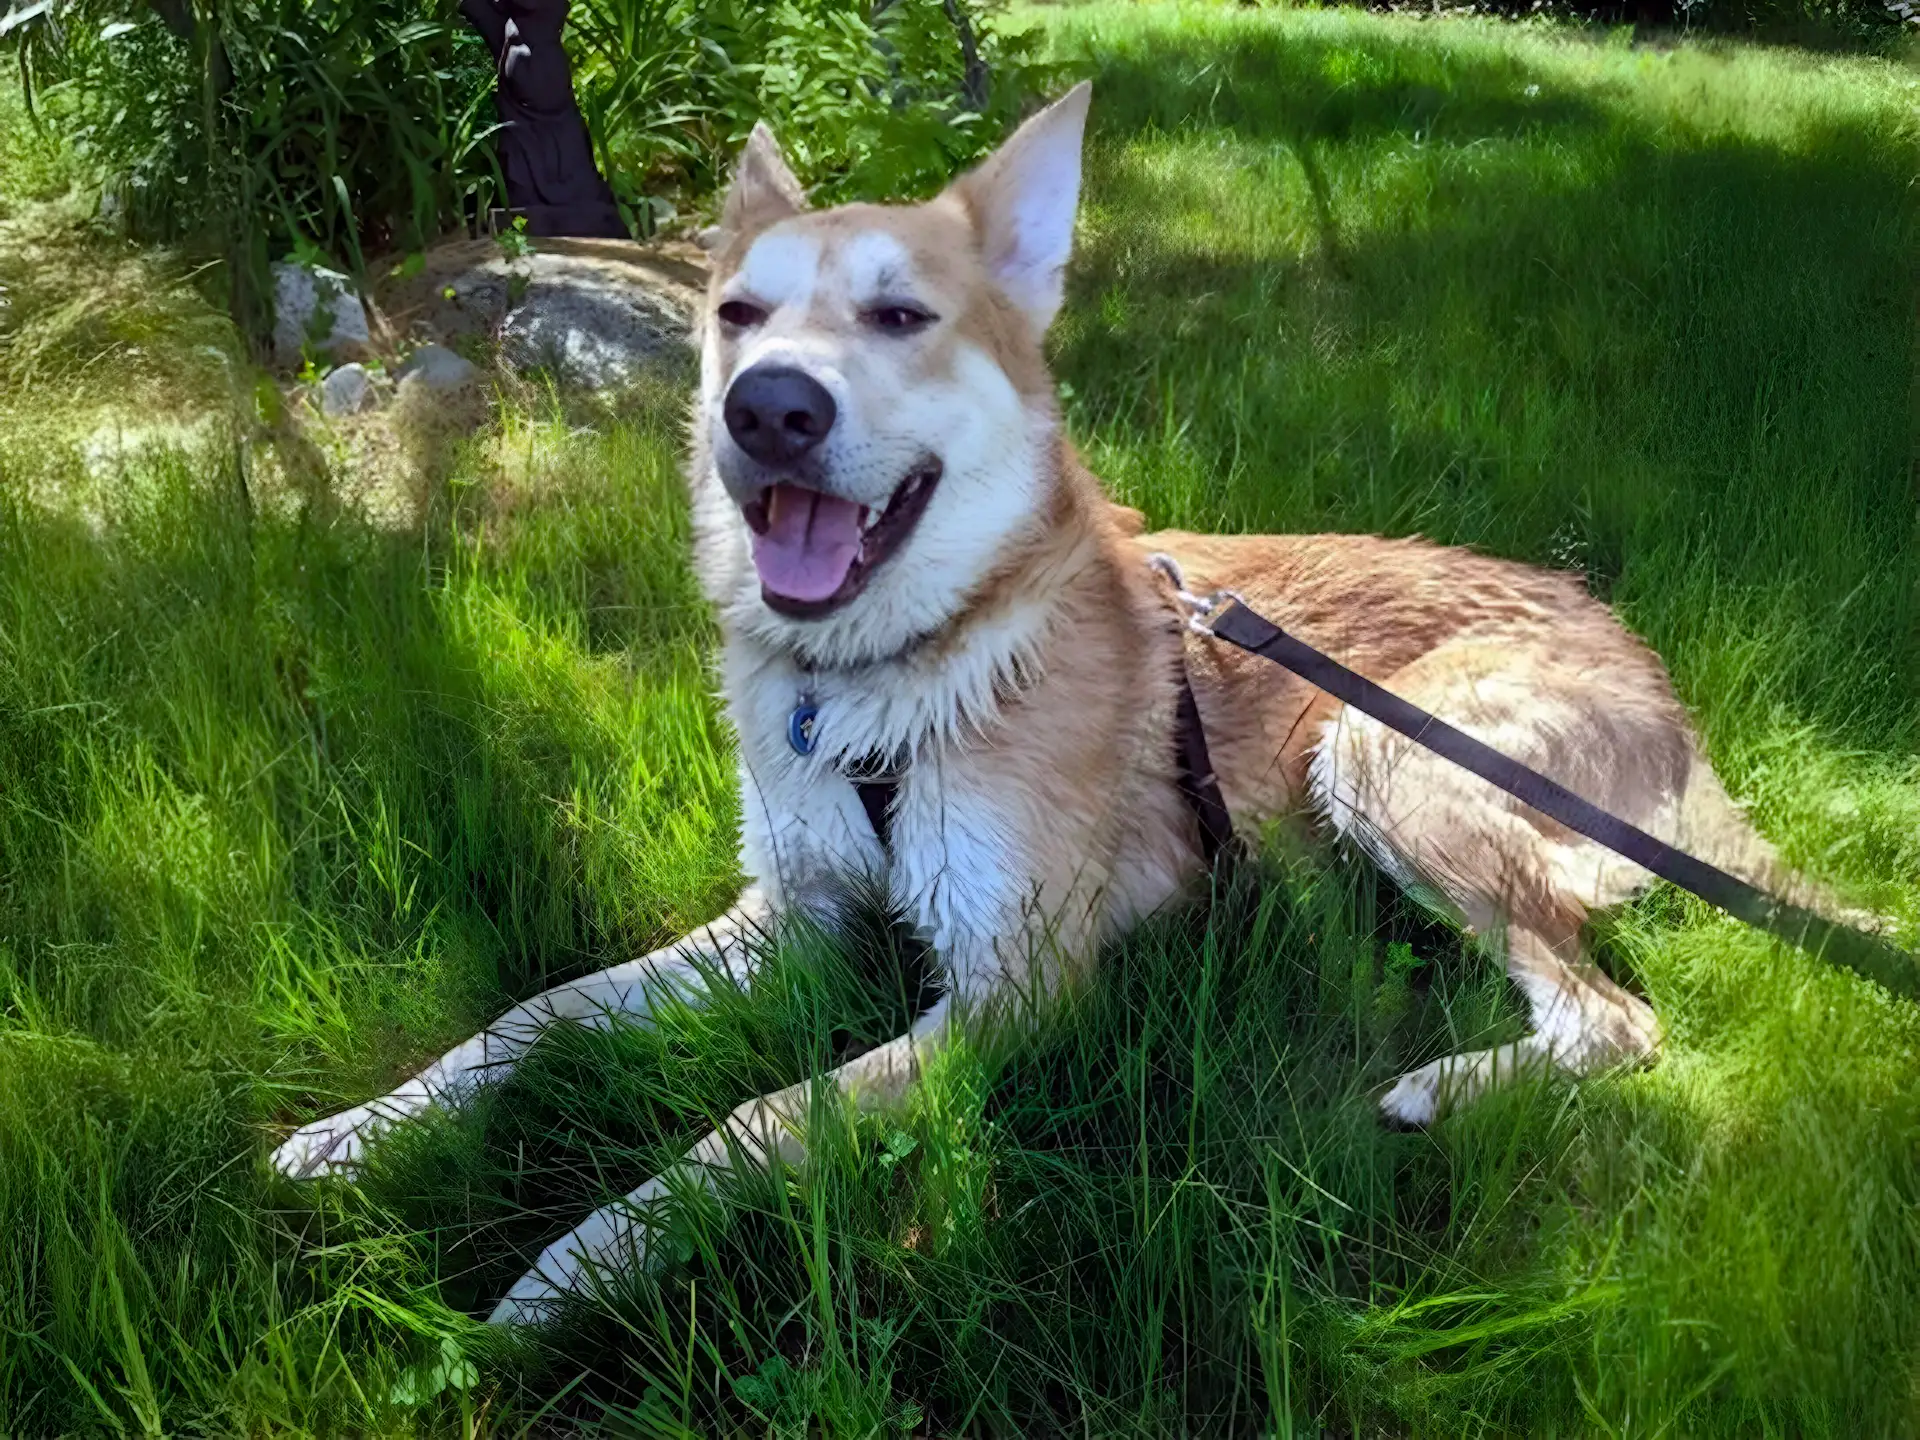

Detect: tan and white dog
272,83,1840,1323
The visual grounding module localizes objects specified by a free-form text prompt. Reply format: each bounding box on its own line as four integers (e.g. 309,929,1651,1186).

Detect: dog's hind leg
1307,659,1670,1124
270,890,774,1179
1379,921,1659,1125
486,992,955,1325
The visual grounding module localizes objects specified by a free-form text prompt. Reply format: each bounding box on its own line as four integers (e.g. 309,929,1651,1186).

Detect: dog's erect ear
952,82,1091,337
721,123,806,240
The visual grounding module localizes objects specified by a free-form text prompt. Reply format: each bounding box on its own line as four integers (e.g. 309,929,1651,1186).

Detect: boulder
396,343,480,392
320,362,375,416
273,262,372,369
498,254,691,388
373,239,705,390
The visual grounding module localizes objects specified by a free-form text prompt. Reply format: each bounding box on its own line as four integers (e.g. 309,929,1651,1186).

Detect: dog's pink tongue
751,483,862,603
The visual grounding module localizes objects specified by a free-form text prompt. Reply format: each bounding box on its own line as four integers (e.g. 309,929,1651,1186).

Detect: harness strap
855,777,896,854
1174,674,1238,868
846,686,1233,871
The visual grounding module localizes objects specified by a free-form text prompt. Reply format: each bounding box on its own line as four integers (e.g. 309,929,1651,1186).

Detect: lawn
2,2,1918,1432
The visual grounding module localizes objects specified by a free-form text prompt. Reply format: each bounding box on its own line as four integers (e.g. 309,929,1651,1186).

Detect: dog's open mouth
741,459,942,618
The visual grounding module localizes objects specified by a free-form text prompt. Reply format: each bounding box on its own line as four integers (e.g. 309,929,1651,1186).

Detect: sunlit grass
1,5,1917,1432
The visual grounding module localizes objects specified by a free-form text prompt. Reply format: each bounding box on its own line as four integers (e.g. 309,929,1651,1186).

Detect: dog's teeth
859,506,874,531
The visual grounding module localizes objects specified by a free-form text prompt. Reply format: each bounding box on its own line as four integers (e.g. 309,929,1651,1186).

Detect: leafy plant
385,1336,477,1407
494,210,531,259
1,0,1047,345
563,0,1055,211
3,0,502,342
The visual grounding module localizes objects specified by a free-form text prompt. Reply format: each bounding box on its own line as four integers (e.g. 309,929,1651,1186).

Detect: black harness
854,775,897,855
842,669,1233,870
1172,674,1237,868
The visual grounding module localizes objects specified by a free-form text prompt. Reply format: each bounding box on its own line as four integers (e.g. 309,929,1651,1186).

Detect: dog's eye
717,299,768,329
865,304,935,334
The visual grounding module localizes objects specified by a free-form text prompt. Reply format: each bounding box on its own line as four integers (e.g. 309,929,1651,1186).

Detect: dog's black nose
724,365,837,466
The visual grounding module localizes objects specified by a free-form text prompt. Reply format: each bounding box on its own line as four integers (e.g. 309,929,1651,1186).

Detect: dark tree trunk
940,0,991,112
459,0,627,238
145,0,196,41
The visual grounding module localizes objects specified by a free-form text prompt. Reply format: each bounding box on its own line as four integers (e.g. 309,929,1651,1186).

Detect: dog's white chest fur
723,633,1041,981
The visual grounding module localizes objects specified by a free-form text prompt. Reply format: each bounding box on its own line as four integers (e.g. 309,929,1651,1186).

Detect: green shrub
719,0,1047,204
571,0,1050,225
1694,0,1904,47
5,0,502,336
1,0,1046,341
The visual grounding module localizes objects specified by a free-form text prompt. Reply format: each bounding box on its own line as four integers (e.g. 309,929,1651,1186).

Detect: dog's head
690,83,1093,665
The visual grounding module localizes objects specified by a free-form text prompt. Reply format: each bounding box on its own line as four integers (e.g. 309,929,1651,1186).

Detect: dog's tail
1676,758,1907,978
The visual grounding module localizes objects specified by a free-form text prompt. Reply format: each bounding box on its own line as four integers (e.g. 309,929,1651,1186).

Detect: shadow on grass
380,858,1528,1435
1053,20,1918,758
1083,19,1616,147
0,428,737,1431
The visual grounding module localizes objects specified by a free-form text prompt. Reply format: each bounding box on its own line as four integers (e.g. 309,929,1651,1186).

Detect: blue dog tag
788,703,820,756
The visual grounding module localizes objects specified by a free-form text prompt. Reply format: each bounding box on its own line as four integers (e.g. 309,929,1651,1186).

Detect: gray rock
273,262,371,369
499,256,691,388
319,362,374,416
421,270,516,340
396,342,480,392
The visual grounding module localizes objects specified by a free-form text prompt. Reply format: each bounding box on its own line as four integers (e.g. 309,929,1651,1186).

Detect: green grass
1,5,1917,1432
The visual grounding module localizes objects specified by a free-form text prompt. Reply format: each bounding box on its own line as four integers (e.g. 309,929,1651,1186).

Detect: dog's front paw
270,1091,430,1179
1379,1063,1443,1127
487,1209,631,1326
487,1176,688,1326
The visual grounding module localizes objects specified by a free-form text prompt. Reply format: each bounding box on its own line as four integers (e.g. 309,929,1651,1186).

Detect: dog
272,82,1853,1323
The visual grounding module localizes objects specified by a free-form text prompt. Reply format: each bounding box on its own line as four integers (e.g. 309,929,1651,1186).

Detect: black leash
1171,585,1912,994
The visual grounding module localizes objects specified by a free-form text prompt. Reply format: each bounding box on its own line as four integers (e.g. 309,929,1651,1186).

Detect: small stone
320,362,374,416
272,262,372,369
396,342,480,392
